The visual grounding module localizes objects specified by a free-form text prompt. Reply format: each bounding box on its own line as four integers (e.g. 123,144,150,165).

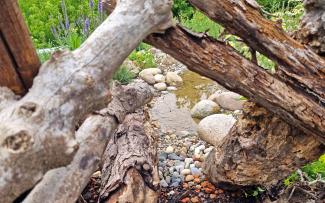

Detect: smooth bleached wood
0,0,172,202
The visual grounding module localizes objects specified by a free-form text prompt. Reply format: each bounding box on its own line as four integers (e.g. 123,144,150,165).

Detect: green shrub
18,0,104,48
284,155,325,186
172,0,195,21
257,0,301,13
113,66,135,85
128,49,156,70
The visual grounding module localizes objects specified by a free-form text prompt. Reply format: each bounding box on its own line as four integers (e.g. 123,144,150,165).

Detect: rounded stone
198,114,236,146
154,82,167,91
191,100,220,119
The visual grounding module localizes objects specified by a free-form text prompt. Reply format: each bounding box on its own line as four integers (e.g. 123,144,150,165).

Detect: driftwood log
99,109,159,203
23,81,153,203
0,0,172,202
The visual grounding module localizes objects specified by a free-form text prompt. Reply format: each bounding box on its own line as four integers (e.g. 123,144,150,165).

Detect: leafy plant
257,0,301,13
128,50,156,70
113,66,135,85
172,0,195,21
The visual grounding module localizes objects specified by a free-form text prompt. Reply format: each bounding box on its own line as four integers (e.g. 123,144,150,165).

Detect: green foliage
284,155,325,186
271,3,304,32
181,11,223,39
128,49,156,70
244,187,265,198
113,66,135,85
37,52,52,63
257,0,301,13
172,0,195,21
18,0,103,48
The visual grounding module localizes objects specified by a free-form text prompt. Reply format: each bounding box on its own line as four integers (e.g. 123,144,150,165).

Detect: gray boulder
209,91,246,111
198,114,236,146
191,100,220,119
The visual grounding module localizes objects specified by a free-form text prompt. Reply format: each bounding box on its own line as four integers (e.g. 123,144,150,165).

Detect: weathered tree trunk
23,81,153,203
99,110,159,203
0,0,172,202
296,0,325,56
0,0,40,94
145,25,324,187
204,102,324,189
188,0,325,107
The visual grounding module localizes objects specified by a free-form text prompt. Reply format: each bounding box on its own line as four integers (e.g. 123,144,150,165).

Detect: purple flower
89,0,94,9
61,0,70,30
98,0,103,13
83,18,90,35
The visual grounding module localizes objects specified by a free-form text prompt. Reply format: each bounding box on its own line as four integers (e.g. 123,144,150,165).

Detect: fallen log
188,0,325,110
296,0,325,56
23,81,153,203
145,25,325,143
0,0,172,202
145,25,324,187
99,110,159,203
204,102,324,189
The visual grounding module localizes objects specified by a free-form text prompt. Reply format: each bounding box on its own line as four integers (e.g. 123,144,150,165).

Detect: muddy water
151,71,223,134
174,71,224,110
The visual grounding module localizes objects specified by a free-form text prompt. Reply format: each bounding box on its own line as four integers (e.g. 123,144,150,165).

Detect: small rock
170,182,180,187
139,73,155,84
154,82,167,91
191,167,202,176
168,153,184,160
166,72,183,87
191,196,200,203
166,176,171,184
175,165,185,173
154,74,166,83
170,134,177,139
181,169,191,176
204,147,214,154
210,194,217,199
160,180,168,188
167,86,177,91
185,175,195,182
209,91,246,111
140,68,162,76
198,114,236,146
168,191,175,196
184,158,193,164
159,152,168,161
181,197,190,203
191,100,220,119
165,146,174,153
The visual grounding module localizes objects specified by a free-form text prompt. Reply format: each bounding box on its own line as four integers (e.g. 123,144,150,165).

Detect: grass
128,44,157,70
113,66,136,85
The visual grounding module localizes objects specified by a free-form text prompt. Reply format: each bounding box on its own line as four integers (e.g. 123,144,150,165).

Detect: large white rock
154,74,166,83
209,91,246,111
154,82,167,91
166,72,183,87
191,100,220,119
139,68,162,84
198,114,236,146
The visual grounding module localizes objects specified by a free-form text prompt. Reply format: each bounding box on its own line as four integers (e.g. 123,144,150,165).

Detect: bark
0,87,19,112
145,25,324,187
0,0,172,202
23,81,153,203
0,0,40,94
99,110,159,203
145,25,325,143
204,102,324,189
188,0,325,110
296,0,325,56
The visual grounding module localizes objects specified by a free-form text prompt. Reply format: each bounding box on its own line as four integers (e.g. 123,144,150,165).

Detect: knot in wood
17,102,39,118
2,131,33,152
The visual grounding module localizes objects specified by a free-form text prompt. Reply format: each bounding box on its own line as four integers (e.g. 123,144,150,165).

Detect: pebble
154,82,167,91
168,153,184,160
165,176,171,184
185,175,194,182
165,146,174,153
191,167,202,176
159,152,168,161
154,74,166,83
167,86,177,91
181,169,191,176
160,180,168,188
191,196,200,203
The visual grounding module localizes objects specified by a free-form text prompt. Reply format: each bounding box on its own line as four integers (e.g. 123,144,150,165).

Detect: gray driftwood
99,110,159,203
0,0,172,202
23,81,153,203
